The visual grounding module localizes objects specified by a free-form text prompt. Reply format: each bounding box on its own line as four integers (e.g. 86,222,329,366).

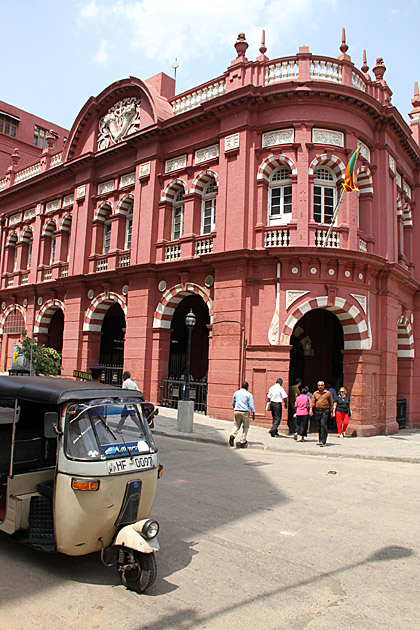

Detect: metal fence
100,365,124,387
396,399,407,429
160,378,207,413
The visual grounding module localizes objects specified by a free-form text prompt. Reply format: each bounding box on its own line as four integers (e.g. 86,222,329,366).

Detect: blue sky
1,0,419,131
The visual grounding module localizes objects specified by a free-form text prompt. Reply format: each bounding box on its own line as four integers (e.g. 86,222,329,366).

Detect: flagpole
322,187,345,247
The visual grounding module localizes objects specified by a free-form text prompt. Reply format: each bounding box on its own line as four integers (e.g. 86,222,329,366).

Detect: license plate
107,455,154,474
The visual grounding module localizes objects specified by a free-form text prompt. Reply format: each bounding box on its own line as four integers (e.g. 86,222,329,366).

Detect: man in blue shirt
229,382,255,448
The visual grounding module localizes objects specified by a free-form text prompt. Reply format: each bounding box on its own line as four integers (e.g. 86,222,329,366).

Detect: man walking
229,382,255,448
122,371,140,391
309,380,334,446
267,378,288,437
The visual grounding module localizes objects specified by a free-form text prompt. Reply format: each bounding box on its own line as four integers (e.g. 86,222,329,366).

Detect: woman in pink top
294,387,310,442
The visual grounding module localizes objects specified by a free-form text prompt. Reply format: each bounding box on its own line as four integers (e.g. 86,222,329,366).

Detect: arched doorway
46,309,64,355
168,294,210,380
289,309,343,430
99,303,126,384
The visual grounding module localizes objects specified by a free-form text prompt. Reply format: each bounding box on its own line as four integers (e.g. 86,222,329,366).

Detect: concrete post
177,401,194,432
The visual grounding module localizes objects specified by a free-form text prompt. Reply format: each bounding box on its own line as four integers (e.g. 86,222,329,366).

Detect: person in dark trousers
289,378,302,435
267,378,288,437
309,380,334,447
294,387,310,441
229,382,255,448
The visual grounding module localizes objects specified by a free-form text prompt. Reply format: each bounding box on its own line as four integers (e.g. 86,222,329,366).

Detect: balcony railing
96,257,108,272
43,268,53,281
265,59,299,84
118,252,131,267
6,276,14,287
165,244,181,261
194,238,213,256
171,79,225,115
60,264,69,277
21,273,29,285
314,229,340,248
264,229,290,247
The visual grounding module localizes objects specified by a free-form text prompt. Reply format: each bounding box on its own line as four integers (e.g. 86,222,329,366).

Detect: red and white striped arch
153,283,213,329
397,315,414,358
42,219,57,237
83,292,127,332
116,193,134,216
161,179,188,203
0,304,26,335
357,165,373,194
190,169,218,194
60,213,72,232
34,299,65,334
402,203,413,227
308,154,346,180
281,295,370,350
6,231,18,246
20,227,33,243
257,154,297,182
94,200,113,221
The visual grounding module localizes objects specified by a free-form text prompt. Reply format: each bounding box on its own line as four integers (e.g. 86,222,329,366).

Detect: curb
152,429,420,464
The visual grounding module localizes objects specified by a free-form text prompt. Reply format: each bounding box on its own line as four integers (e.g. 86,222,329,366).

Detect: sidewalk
154,407,420,463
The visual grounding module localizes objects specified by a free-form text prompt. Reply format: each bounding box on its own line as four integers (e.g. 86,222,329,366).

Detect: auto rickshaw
0,375,162,593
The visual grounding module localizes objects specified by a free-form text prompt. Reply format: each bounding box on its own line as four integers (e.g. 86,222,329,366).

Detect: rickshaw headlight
142,519,159,539
71,478,100,491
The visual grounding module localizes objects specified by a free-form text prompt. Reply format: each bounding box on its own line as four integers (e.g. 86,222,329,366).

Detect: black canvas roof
0,376,145,406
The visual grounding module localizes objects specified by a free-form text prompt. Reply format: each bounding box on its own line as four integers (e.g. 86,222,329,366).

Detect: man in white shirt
122,371,140,391
267,378,288,437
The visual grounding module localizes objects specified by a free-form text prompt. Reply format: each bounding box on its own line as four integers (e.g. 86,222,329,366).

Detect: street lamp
184,309,196,400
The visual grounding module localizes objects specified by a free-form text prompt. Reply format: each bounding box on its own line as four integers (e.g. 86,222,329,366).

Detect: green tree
18,331,62,376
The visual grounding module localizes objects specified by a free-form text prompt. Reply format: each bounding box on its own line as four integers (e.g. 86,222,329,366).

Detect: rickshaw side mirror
44,412,60,438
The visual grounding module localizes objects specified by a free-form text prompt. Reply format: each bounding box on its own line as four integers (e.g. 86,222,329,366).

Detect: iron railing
160,378,207,413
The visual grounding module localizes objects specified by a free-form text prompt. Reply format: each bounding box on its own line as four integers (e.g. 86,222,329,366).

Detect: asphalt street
0,436,418,630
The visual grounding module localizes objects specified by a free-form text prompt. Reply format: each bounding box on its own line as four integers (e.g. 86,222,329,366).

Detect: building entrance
99,303,126,385
168,294,210,380
46,309,64,355
289,309,343,430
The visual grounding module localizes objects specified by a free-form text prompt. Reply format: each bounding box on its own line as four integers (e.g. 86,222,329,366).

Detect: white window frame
49,232,56,265
103,216,112,254
268,167,292,226
313,167,336,224
26,240,32,270
171,190,184,241
201,182,216,235
125,212,133,250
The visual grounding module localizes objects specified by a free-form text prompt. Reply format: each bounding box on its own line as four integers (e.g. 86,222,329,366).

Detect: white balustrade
359,239,368,252
194,239,213,256
60,264,68,278
352,72,367,92
314,229,340,247
165,244,181,261
96,258,108,272
14,162,41,184
264,229,290,247
172,80,225,115
311,60,342,83
265,61,299,84
43,268,53,281
49,152,63,168
119,253,131,267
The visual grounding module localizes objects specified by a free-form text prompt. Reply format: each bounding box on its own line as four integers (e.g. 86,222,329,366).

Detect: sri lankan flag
343,146,361,192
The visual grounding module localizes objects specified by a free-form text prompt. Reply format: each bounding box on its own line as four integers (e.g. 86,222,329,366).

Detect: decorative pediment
97,97,141,150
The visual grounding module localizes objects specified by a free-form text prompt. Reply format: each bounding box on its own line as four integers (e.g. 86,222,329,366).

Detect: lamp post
184,309,196,400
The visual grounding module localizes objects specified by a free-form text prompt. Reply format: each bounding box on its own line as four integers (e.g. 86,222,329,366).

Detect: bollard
177,400,194,433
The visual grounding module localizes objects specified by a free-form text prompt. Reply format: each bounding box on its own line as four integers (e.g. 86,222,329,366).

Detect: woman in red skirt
333,387,351,438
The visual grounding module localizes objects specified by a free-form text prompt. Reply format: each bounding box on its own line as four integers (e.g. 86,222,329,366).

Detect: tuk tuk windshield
65,398,156,461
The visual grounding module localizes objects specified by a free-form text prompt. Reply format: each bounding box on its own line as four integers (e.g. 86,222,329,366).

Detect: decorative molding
357,140,370,162
224,133,240,152
138,161,151,178
62,194,74,207
9,213,21,226
350,293,367,314
76,185,86,199
396,173,402,188
195,144,219,164
120,172,135,188
97,97,141,150
262,129,294,147
24,208,36,221
98,180,114,196
388,155,396,173
312,128,344,147
165,154,187,173
45,199,60,213
403,182,412,199
286,290,310,309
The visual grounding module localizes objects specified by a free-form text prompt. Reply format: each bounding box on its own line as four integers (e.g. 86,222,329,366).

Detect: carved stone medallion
98,97,141,151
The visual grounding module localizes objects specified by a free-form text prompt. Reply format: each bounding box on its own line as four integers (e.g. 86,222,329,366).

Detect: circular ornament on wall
122,285,129,296
204,275,214,288
291,267,299,275
1,302,6,310
310,267,317,275
37,297,43,306
345,271,351,278
158,280,167,292
23,298,28,308
358,273,363,280
328,269,335,276
87,289,94,300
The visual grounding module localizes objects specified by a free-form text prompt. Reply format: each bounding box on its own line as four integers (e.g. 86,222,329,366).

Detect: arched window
6,232,18,273
313,167,336,224
103,208,112,254
268,167,292,225
172,190,184,241
201,181,216,235
42,220,57,266
125,210,133,250
21,229,33,271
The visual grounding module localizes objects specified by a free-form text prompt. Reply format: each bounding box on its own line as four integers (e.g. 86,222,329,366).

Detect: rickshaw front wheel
119,550,157,593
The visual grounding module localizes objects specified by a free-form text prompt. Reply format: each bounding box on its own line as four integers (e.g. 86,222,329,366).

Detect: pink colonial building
0,32,419,436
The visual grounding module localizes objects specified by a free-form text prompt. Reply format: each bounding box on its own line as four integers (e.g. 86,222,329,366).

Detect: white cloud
79,0,99,19
94,38,109,65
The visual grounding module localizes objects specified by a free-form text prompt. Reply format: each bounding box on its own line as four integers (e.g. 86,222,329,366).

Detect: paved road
0,437,419,629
